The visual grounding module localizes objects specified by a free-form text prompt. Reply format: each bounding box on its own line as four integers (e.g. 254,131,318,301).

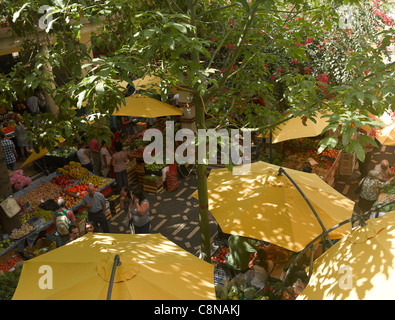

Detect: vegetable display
9,223,35,240
16,182,62,213
57,161,90,179
51,175,75,189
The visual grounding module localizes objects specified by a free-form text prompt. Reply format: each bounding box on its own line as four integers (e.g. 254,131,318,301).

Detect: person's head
368,170,380,180
0,131,5,140
85,221,94,233
120,186,132,199
101,140,108,148
381,160,390,170
57,197,66,208
79,141,87,149
133,188,145,204
256,248,267,261
69,225,80,240
114,141,123,152
87,183,96,196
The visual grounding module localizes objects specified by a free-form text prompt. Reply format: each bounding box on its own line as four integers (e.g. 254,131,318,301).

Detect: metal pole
278,167,333,247
276,199,395,298
106,254,121,300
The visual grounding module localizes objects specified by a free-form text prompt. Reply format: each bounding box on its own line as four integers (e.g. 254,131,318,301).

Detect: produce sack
166,171,179,192
0,196,21,218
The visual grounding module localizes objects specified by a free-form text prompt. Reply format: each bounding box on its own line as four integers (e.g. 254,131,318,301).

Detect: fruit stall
281,138,342,187
0,161,115,275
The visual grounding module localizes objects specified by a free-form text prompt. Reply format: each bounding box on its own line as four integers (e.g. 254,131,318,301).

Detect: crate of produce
108,195,120,215
22,238,56,260
143,183,164,194
338,152,356,176
143,176,164,194
143,175,163,187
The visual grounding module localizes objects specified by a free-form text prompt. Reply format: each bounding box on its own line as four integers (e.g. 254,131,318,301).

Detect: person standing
129,188,151,234
26,94,40,116
77,141,93,172
80,183,109,233
226,235,259,278
374,159,394,182
13,117,30,159
358,170,393,214
89,138,102,176
111,141,129,191
100,141,112,177
1,131,17,170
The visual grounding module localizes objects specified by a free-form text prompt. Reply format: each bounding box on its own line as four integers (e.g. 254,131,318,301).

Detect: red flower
292,59,298,65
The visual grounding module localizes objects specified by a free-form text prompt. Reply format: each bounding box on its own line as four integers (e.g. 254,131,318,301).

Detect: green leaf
12,3,29,22
95,82,105,95
349,139,365,162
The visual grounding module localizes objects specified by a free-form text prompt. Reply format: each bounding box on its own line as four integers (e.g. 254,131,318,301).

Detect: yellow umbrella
298,211,395,300
120,74,178,94
197,161,353,252
375,121,395,146
112,95,183,118
267,112,330,144
21,137,65,167
12,232,215,300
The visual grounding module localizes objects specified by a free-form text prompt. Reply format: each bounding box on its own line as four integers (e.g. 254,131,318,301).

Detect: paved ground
18,143,395,262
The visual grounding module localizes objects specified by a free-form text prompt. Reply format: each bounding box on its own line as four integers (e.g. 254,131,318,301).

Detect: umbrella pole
278,167,333,247
106,254,121,300
276,199,395,299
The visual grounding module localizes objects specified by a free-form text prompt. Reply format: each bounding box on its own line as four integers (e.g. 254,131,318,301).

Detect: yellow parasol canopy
120,74,177,94
12,233,215,300
298,211,395,300
267,112,330,144
196,161,353,252
375,121,395,146
21,137,65,167
112,95,183,118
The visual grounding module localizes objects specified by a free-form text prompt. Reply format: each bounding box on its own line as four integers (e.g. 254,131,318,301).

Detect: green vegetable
0,267,22,300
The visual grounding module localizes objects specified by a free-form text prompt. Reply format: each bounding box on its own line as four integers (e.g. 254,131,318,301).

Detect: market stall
0,161,115,274
278,138,342,187
211,235,309,300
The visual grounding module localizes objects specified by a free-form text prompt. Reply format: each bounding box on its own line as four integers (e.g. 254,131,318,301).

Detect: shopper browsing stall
112,141,129,191
77,141,93,172
100,141,112,177
358,170,394,214
129,188,151,234
89,138,102,176
80,183,110,233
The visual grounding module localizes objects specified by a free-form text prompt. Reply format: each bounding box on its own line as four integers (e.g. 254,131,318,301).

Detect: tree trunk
194,95,212,262
0,141,21,234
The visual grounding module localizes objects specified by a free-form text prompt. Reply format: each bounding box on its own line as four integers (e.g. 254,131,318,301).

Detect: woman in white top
77,141,93,172
248,249,274,289
100,141,112,177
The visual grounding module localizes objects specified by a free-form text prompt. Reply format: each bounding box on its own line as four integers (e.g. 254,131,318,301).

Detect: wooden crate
143,175,163,187
105,209,112,220
143,183,164,194
338,152,356,176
